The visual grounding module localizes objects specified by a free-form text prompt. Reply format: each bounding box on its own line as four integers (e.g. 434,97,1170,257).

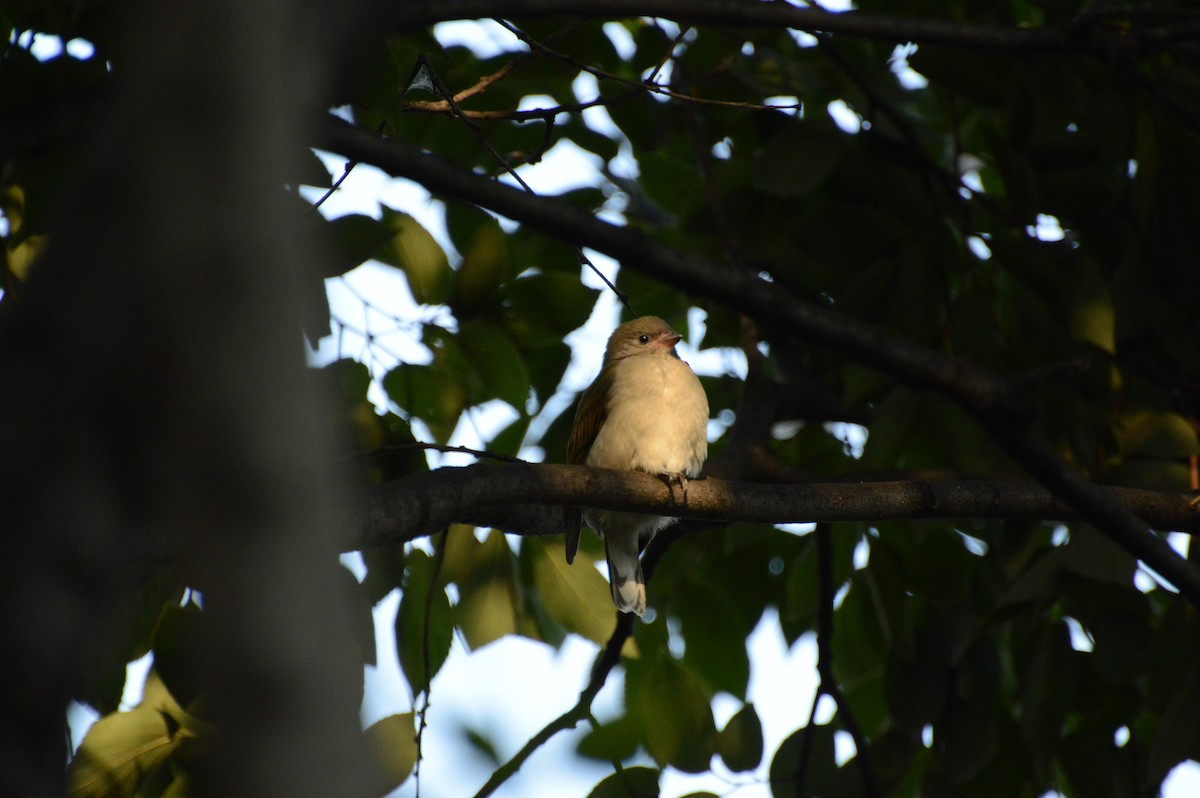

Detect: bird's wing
564,373,609,564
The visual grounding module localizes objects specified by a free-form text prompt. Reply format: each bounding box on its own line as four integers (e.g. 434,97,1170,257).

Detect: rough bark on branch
346,463,1200,549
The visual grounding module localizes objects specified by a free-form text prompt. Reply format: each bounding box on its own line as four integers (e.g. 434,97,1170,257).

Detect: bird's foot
660,471,690,507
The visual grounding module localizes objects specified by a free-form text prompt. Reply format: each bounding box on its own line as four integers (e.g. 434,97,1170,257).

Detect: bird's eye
638,334,650,344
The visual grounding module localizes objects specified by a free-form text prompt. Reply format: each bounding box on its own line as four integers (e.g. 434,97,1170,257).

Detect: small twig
311,119,388,214
403,57,529,113
645,21,691,85
473,612,636,797
311,158,358,213
412,530,448,798
412,52,635,315
814,523,878,797
471,530,679,797
352,442,528,465
496,18,801,113
415,53,535,193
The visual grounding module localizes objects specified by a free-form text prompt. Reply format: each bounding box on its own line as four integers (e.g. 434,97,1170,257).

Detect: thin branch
319,118,1017,415
413,529,447,798
350,442,527,464
472,526,678,797
412,52,634,314
472,607,636,797
814,523,877,797
365,0,1200,54
310,157,358,212
496,19,800,112
402,56,529,113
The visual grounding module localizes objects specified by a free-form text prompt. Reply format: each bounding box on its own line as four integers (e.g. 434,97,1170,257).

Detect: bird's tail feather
604,532,646,616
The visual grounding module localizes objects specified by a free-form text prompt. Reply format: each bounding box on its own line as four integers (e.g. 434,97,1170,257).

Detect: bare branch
814,523,877,798
472,612,635,797
471,524,679,797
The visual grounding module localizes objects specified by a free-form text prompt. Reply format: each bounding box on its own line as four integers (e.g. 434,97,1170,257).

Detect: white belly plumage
582,352,709,615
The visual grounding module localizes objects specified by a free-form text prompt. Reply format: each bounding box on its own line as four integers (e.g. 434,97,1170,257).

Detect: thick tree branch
364,0,1200,54
346,461,1200,546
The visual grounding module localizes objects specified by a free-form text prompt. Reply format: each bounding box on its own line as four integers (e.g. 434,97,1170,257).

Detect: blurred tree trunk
0,2,379,795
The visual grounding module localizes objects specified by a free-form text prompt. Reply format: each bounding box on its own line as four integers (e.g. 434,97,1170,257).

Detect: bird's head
603,316,683,363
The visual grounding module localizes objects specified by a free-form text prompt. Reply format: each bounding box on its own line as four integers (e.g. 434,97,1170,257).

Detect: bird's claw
660,472,690,506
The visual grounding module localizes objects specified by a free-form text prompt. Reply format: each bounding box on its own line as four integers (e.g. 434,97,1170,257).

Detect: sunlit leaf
526,537,618,645
453,530,522,649
364,712,418,792
67,672,196,798
376,206,451,304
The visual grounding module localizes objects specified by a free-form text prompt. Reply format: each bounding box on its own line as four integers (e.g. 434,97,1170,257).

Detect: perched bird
565,316,710,615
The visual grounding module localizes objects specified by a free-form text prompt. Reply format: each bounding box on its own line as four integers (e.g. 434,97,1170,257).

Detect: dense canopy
3,1,1200,797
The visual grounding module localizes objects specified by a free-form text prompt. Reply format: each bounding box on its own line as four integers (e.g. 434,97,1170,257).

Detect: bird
565,316,709,615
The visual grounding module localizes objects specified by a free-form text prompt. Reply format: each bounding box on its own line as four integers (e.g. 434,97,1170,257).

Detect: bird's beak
652,331,683,352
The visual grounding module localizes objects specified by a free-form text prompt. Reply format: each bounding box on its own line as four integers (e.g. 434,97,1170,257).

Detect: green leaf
458,319,530,410
1146,663,1200,790
450,219,511,318
453,530,522,649
770,723,838,796
382,362,467,444
933,698,997,785
636,658,717,773
395,549,454,695
1115,409,1200,459
376,206,451,304
364,712,418,792
151,603,206,713
1061,257,1116,354
361,545,406,605
67,672,195,798
488,413,531,458
752,119,844,198
578,714,640,762
323,213,393,278
676,581,751,698
500,272,599,347
1060,525,1135,586
526,537,618,645
76,569,186,715
1018,620,1075,776
885,650,949,739
338,562,378,667
717,704,764,772
586,766,660,798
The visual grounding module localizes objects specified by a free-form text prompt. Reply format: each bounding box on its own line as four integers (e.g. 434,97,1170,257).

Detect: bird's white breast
585,353,708,476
